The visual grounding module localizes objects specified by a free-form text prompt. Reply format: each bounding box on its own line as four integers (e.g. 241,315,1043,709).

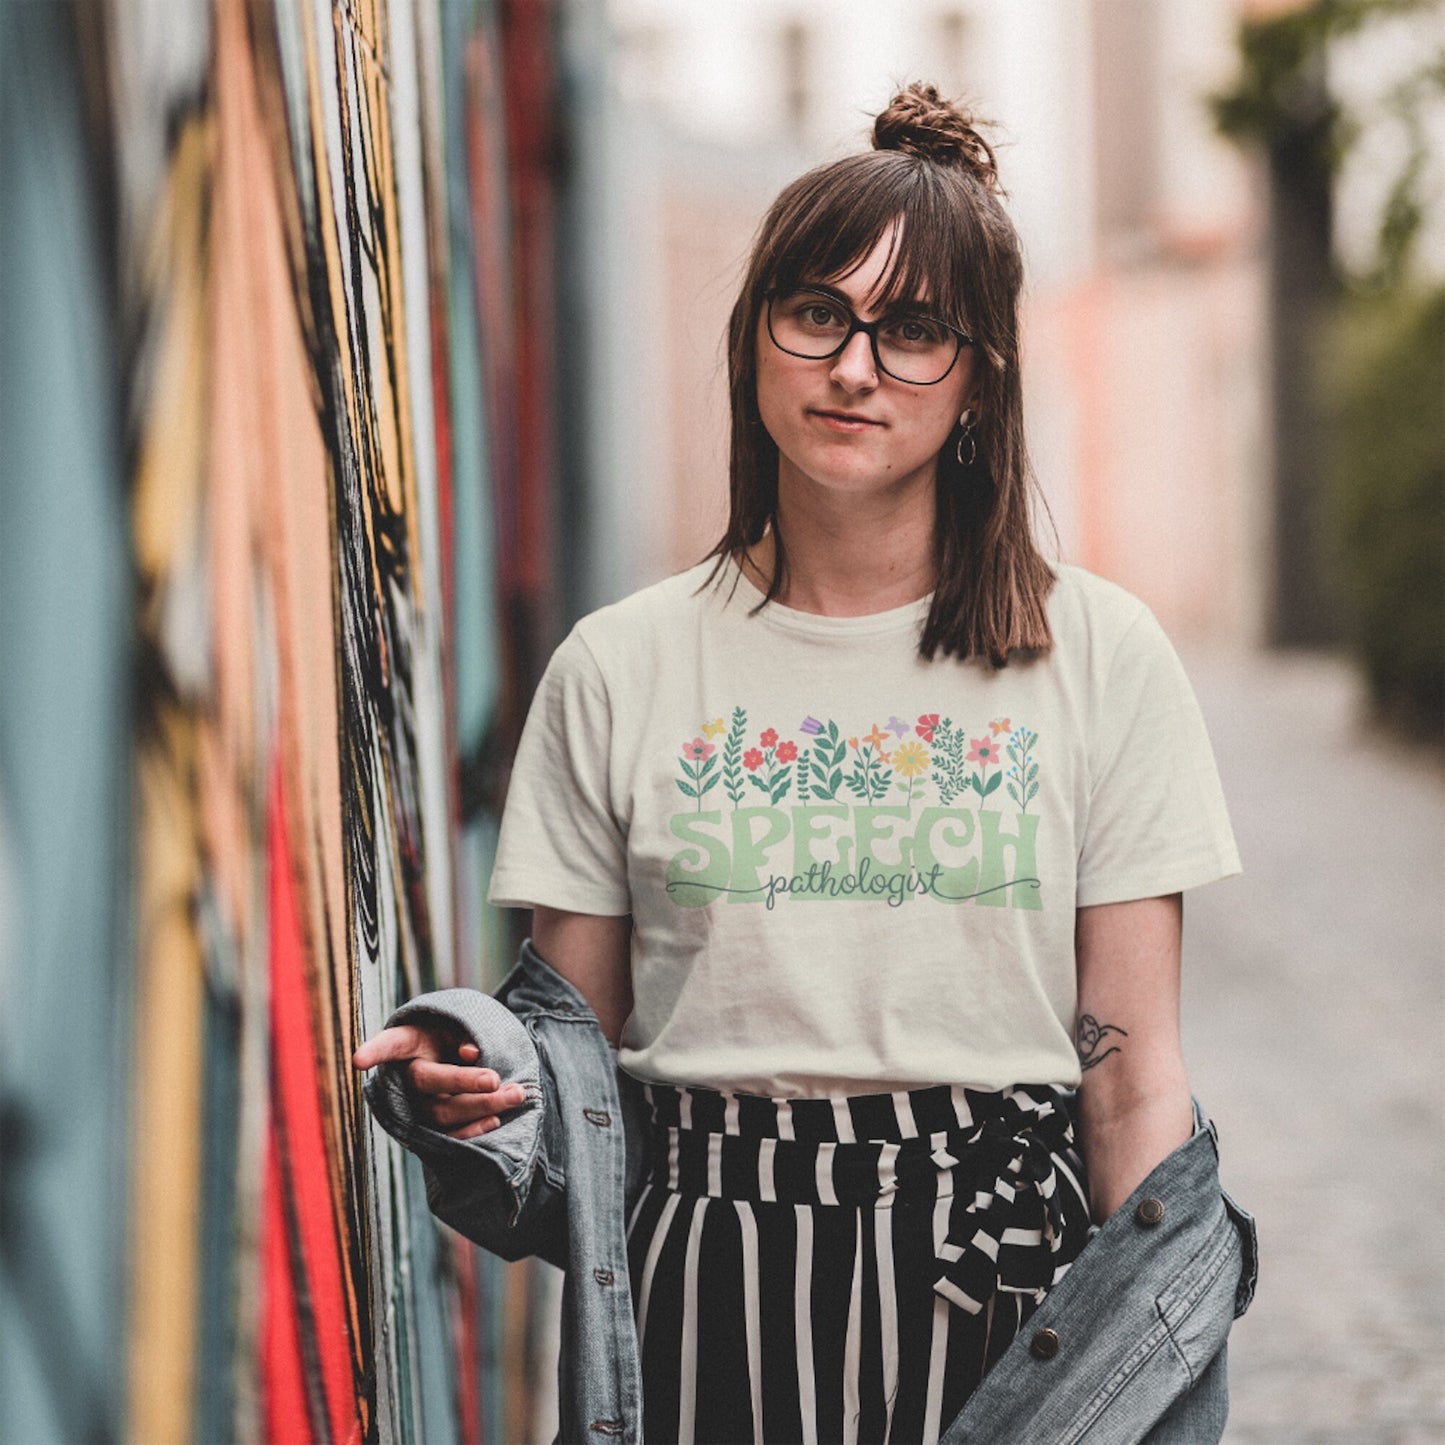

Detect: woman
356,83,1244,1443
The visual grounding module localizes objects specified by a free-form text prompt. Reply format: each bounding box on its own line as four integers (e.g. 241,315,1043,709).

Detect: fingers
349,1019,528,1139
428,1089,526,1128
448,1117,502,1141
352,1023,445,1072
405,1059,506,1096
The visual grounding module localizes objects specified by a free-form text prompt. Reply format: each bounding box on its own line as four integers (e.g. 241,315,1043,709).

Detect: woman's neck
741,470,938,618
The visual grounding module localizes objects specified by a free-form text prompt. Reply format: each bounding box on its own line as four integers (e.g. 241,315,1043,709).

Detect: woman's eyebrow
798,280,940,318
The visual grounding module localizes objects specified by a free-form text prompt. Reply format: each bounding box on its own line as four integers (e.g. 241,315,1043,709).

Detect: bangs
763,154,983,335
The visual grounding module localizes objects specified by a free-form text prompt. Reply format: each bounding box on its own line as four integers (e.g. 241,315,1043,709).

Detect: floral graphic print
892,739,930,808
675,735,719,811
721,706,749,807
928,718,971,803
965,734,1004,801
805,719,848,801
682,709,1041,815
745,726,796,804
1006,726,1040,813
846,728,895,803
666,705,1046,911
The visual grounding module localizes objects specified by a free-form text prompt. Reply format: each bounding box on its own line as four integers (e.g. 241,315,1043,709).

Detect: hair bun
872,82,1000,190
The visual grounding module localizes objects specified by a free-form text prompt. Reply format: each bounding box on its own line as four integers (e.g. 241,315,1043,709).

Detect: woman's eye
800,302,842,328
887,317,946,346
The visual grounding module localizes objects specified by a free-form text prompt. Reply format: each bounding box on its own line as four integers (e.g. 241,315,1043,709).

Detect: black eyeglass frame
764,284,975,386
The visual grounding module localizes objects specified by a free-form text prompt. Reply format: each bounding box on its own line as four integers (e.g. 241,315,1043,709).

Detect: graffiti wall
2,0,560,1441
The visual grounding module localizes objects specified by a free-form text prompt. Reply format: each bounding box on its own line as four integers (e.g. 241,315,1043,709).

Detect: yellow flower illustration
892,740,930,777
702,717,725,739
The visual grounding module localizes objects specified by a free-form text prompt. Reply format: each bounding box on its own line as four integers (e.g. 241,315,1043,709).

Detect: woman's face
754,222,978,503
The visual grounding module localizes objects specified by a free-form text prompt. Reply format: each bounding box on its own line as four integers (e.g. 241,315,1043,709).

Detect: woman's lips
809,409,884,432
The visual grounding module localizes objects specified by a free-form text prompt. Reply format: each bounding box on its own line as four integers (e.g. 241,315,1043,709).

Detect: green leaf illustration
808,721,846,799
723,706,748,808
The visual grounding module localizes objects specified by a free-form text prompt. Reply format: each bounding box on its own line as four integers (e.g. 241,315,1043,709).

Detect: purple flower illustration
800,716,823,735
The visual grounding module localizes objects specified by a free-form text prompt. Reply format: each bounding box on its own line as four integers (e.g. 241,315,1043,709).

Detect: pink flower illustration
776,740,798,763
916,713,939,743
759,727,779,749
682,738,715,761
967,736,1002,766
743,748,765,771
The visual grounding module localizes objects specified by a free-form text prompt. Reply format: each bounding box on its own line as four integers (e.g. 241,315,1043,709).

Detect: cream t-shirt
487,557,1242,1095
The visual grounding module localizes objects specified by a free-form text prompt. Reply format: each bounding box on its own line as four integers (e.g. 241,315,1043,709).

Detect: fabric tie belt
641,1081,1095,1316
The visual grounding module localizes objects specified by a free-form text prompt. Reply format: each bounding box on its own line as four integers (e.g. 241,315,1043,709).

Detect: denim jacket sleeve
361,988,570,1272
943,1096,1259,1444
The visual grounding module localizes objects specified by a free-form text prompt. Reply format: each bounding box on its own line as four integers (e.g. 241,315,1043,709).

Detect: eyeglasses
765,285,973,385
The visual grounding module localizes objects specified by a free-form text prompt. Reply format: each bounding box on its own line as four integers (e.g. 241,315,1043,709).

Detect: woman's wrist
1077,1080,1193,1225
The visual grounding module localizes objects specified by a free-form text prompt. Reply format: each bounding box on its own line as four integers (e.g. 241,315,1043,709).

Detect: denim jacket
365,940,1259,1444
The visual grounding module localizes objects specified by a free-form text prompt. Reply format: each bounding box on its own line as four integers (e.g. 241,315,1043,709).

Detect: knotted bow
915,1099,1085,1315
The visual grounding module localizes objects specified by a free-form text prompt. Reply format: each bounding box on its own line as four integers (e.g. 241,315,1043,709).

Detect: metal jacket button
1030,1327,1061,1360
589,1419,624,1436
593,1267,615,1286
583,1107,612,1127
1135,1196,1165,1226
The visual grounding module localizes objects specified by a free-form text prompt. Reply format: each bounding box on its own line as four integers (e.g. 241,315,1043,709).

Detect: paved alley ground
1179,646,1445,1444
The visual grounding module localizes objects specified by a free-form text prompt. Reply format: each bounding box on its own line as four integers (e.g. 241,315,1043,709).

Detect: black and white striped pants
624,1079,1096,1445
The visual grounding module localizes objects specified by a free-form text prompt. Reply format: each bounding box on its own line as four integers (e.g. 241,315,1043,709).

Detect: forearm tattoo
1075,1013,1128,1072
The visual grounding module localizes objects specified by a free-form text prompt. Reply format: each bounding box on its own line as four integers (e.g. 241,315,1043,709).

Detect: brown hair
699,82,1059,667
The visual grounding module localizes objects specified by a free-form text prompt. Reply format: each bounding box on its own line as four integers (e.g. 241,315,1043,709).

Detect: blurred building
563,0,1266,645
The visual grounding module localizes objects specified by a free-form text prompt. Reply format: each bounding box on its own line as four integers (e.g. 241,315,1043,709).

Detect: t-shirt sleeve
486,627,632,915
1075,604,1242,907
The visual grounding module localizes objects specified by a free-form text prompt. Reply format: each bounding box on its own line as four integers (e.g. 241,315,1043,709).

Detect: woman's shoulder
1041,560,1196,698
1044,559,1155,650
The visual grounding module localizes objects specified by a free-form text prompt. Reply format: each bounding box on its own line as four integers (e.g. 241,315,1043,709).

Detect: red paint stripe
268,757,363,1444
261,1130,313,1445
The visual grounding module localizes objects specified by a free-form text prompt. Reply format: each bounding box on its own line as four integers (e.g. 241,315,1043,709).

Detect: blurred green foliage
1324,286,1445,739
1210,1,1426,147
1213,0,1444,740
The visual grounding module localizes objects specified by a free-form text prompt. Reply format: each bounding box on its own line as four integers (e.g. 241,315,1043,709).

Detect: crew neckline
718,556,935,638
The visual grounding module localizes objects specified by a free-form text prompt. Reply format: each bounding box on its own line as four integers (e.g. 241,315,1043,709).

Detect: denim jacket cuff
362,989,547,1222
